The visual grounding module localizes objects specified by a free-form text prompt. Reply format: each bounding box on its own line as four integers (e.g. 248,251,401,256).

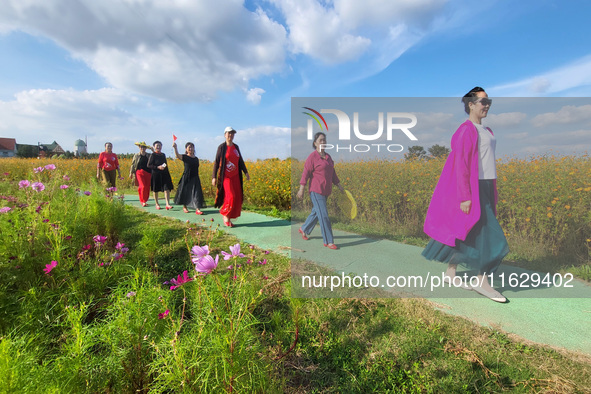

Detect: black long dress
147,152,174,192
174,154,206,209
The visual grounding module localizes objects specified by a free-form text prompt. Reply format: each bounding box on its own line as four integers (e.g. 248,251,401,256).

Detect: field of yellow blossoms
2,154,590,266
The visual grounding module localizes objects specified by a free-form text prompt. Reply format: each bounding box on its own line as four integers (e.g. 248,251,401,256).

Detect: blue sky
0,0,590,161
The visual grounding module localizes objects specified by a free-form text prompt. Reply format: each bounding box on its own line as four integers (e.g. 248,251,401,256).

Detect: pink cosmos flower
126,291,136,298
44,164,56,171
19,180,31,189
115,242,129,254
63,175,70,180
34,167,44,173
31,182,45,192
106,187,117,192
111,252,124,260
221,243,246,260
0,207,12,214
169,270,194,290
194,254,219,275
60,185,69,189
190,245,210,262
158,310,170,319
93,235,107,245
44,260,58,275
258,259,268,265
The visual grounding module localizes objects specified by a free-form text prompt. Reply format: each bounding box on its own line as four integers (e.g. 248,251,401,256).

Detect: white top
475,123,497,180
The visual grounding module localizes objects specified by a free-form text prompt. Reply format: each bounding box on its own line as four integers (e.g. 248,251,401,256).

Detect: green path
124,195,591,356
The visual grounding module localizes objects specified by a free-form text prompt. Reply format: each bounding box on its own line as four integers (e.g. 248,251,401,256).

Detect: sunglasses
475,98,492,106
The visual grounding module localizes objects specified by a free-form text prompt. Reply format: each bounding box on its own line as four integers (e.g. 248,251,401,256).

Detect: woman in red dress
96,142,121,188
212,127,250,227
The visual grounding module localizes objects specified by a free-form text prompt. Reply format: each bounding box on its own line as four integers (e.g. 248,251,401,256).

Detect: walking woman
129,141,152,207
296,132,344,250
212,127,250,227
96,142,121,188
173,141,205,214
147,140,174,210
422,86,509,302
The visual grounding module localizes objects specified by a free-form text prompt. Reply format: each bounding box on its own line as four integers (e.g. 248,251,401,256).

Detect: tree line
404,144,450,161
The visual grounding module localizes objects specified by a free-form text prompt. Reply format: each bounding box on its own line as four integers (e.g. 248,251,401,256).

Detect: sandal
183,207,189,213
195,210,203,215
298,228,308,240
323,243,338,250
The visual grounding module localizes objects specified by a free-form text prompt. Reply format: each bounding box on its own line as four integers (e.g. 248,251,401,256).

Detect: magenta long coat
423,120,498,247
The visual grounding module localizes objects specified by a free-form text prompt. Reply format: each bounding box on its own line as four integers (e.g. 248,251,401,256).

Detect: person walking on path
96,142,121,188
147,140,174,210
129,141,152,207
173,141,205,214
212,127,250,227
422,86,509,303
296,132,344,250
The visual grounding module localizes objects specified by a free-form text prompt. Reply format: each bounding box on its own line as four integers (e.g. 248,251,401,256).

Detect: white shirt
475,123,497,180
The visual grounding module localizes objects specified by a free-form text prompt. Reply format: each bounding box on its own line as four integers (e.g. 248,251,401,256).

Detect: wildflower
263,250,270,255
259,259,268,265
34,167,44,173
31,182,45,192
106,187,117,192
194,254,219,275
190,245,210,261
126,291,136,298
169,270,194,290
83,191,91,196
0,207,11,214
63,175,70,180
221,243,246,260
18,180,31,189
249,245,255,250
115,242,129,254
60,185,69,189
111,252,124,260
158,310,170,319
82,244,92,251
44,164,56,171
44,260,58,275
65,235,72,240
93,235,107,245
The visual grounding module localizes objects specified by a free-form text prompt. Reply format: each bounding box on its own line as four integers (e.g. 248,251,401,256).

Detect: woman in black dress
173,141,205,214
147,140,174,210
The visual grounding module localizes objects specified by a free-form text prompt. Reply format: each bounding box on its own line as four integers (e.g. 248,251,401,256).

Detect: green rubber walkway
124,194,591,357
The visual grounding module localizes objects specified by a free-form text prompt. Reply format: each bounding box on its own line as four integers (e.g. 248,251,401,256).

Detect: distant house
39,141,65,158
0,138,17,158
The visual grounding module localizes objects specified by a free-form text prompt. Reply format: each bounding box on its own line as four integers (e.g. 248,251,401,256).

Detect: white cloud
0,0,287,102
246,88,266,105
485,112,527,128
488,55,591,97
530,105,591,127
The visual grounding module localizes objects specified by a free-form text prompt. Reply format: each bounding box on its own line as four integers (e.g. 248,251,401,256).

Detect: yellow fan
345,190,357,219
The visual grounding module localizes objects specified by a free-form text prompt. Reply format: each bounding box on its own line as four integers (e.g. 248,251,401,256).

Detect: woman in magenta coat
422,87,509,303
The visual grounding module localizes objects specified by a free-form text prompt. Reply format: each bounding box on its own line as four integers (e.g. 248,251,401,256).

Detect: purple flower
169,270,194,290
158,310,169,319
44,164,56,171
0,207,11,214
126,291,136,298
194,254,219,275
115,242,129,254
111,252,124,260
263,250,270,255
93,235,107,245
19,180,31,189
83,191,91,196
44,260,58,275
190,245,210,262
221,244,246,260
60,184,69,189
63,175,70,181
31,182,45,192
258,259,268,265
65,235,72,240
34,167,44,174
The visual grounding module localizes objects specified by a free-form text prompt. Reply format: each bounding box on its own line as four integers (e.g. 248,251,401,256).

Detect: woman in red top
96,142,121,188
212,127,250,227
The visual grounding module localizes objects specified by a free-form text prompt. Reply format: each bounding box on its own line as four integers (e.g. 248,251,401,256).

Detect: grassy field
0,161,590,392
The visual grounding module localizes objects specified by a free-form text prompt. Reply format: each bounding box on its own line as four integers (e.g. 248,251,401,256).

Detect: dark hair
185,142,194,149
312,132,326,149
153,140,162,146
462,86,485,114
104,142,112,147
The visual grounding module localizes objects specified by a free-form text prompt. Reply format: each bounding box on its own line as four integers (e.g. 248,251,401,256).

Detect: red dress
219,145,242,219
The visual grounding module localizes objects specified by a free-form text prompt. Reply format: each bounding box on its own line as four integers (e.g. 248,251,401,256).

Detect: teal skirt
422,180,509,274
